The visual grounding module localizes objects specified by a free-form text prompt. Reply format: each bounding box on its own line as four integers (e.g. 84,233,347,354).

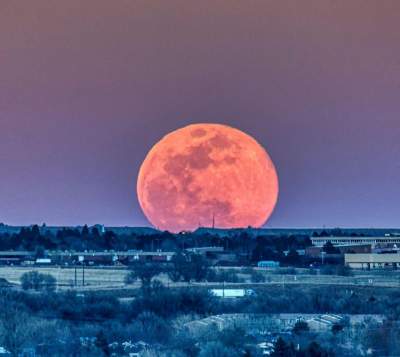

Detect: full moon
137,123,279,233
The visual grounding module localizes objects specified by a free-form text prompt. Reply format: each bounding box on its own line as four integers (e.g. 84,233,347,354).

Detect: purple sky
1,1,399,228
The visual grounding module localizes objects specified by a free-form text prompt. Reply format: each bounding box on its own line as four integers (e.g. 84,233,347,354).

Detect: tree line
0,225,315,266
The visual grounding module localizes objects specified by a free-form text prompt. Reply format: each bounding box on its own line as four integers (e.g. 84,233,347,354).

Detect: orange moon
137,123,279,233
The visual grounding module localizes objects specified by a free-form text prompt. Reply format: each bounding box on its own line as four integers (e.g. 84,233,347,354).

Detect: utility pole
321,251,326,265
82,262,85,286
74,266,77,287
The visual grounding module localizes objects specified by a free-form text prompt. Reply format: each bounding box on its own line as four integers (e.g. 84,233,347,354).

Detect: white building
311,236,400,247
345,253,400,269
307,314,343,331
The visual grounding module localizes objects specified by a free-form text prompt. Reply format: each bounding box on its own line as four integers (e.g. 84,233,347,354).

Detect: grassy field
0,266,131,290
1,266,400,292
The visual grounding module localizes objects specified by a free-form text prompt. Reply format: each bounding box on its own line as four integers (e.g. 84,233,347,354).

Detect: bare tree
0,304,34,356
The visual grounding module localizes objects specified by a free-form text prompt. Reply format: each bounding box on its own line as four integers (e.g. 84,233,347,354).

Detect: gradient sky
1,1,399,228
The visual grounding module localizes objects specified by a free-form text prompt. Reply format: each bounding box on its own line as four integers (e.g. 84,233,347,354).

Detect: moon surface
137,123,279,233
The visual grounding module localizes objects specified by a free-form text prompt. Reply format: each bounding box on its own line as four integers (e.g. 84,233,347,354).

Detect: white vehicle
210,289,255,298
35,258,52,265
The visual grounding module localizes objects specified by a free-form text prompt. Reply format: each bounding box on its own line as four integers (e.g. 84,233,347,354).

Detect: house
184,313,384,338
306,314,343,331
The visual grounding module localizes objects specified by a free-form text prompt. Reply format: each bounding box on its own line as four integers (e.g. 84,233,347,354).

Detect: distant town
1,224,400,356
1,224,400,270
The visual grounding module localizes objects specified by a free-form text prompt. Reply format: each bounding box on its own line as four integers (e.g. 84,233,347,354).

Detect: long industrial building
345,253,400,269
311,236,400,247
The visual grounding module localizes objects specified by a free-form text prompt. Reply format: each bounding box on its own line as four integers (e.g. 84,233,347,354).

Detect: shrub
250,271,266,283
20,271,56,292
207,270,243,283
320,265,336,275
332,323,344,335
199,341,239,357
125,263,165,287
336,265,353,276
293,320,310,335
134,311,172,344
276,267,296,275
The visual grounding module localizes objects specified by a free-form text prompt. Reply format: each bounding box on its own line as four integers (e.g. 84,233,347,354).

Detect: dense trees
293,321,310,335
168,253,210,282
20,271,56,292
95,330,110,356
9,274,400,322
124,253,211,287
0,302,34,357
129,281,216,318
0,281,399,356
125,262,166,287
2,227,400,355
271,337,296,357
322,242,340,254
0,226,315,267
250,270,266,283
271,338,333,357
198,341,239,357
4,280,400,320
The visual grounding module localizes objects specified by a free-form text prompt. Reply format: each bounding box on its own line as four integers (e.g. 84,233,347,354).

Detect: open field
2,266,400,292
0,266,130,290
